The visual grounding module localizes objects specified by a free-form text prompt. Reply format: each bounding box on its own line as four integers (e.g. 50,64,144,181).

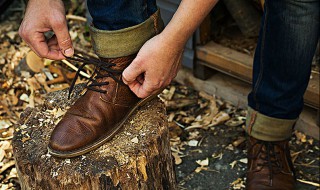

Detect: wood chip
172,152,182,165
131,137,139,144
0,160,15,174
239,158,248,164
194,166,208,173
232,137,246,147
188,140,198,147
230,161,237,169
210,111,230,126
25,51,44,72
196,158,209,166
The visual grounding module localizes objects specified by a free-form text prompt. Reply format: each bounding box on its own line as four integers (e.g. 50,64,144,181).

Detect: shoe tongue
100,54,136,70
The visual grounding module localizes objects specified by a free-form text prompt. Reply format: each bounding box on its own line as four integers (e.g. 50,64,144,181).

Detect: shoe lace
65,54,123,99
248,140,295,185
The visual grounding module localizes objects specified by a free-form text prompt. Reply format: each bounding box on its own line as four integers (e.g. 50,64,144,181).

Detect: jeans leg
248,0,320,119
246,0,319,141
87,0,158,30
87,1,164,59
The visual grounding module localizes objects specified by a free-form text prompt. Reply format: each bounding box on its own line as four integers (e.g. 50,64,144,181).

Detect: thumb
52,18,74,57
122,58,144,85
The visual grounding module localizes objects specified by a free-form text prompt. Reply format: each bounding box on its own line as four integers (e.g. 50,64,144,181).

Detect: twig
66,15,87,22
184,124,204,130
198,135,207,146
170,147,184,155
297,179,320,187
61,60,90,78
291,150,303,163
295,160,318,168
174,121,186,129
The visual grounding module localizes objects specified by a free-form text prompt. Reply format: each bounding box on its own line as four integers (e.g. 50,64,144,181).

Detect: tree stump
12,84,176,190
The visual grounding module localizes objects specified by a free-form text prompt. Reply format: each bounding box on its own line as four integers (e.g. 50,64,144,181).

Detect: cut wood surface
12,84,176,190
196,41,319,109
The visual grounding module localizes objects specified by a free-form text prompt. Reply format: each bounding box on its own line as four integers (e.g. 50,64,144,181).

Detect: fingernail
64,48,74,57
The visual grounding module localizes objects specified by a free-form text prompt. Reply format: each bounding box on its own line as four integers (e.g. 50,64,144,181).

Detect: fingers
51,16,74,57
136,75,144,84
123,58,156,98
19,18,71,60
122,57,145,85
24,31,65,60
128,81,152,98
127,71,165,98
18,0,71,60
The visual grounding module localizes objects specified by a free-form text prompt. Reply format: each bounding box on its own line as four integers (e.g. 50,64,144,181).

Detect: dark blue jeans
87,0,158,30
248,0,319,120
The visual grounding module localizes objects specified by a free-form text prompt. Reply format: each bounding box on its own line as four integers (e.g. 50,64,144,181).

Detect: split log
12,84,176,190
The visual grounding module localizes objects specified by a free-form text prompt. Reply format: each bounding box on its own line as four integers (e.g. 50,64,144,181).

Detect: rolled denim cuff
245,107,297,141
89,9,164,58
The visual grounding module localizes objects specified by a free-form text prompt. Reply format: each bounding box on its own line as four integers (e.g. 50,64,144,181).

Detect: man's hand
19,0,73,60
122,34,183,98
123,0,218,98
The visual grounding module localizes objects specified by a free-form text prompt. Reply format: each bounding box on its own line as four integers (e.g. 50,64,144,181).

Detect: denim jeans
248,0,319,120
87,0,158,30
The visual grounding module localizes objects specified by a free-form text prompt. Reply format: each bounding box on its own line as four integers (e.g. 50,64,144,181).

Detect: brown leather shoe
246,136,296,190
48,54,158,158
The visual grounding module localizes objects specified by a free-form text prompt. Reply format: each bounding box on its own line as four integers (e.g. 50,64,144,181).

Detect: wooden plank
196,41,319,109
196,42,253,83
175,68,319,139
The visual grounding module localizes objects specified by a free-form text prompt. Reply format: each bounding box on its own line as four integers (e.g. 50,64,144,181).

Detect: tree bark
12,84,176,190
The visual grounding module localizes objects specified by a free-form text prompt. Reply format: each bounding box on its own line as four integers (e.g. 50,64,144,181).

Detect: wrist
158,28,188,51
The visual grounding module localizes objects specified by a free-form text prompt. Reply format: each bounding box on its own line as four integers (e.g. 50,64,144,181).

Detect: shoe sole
47,91,161,158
